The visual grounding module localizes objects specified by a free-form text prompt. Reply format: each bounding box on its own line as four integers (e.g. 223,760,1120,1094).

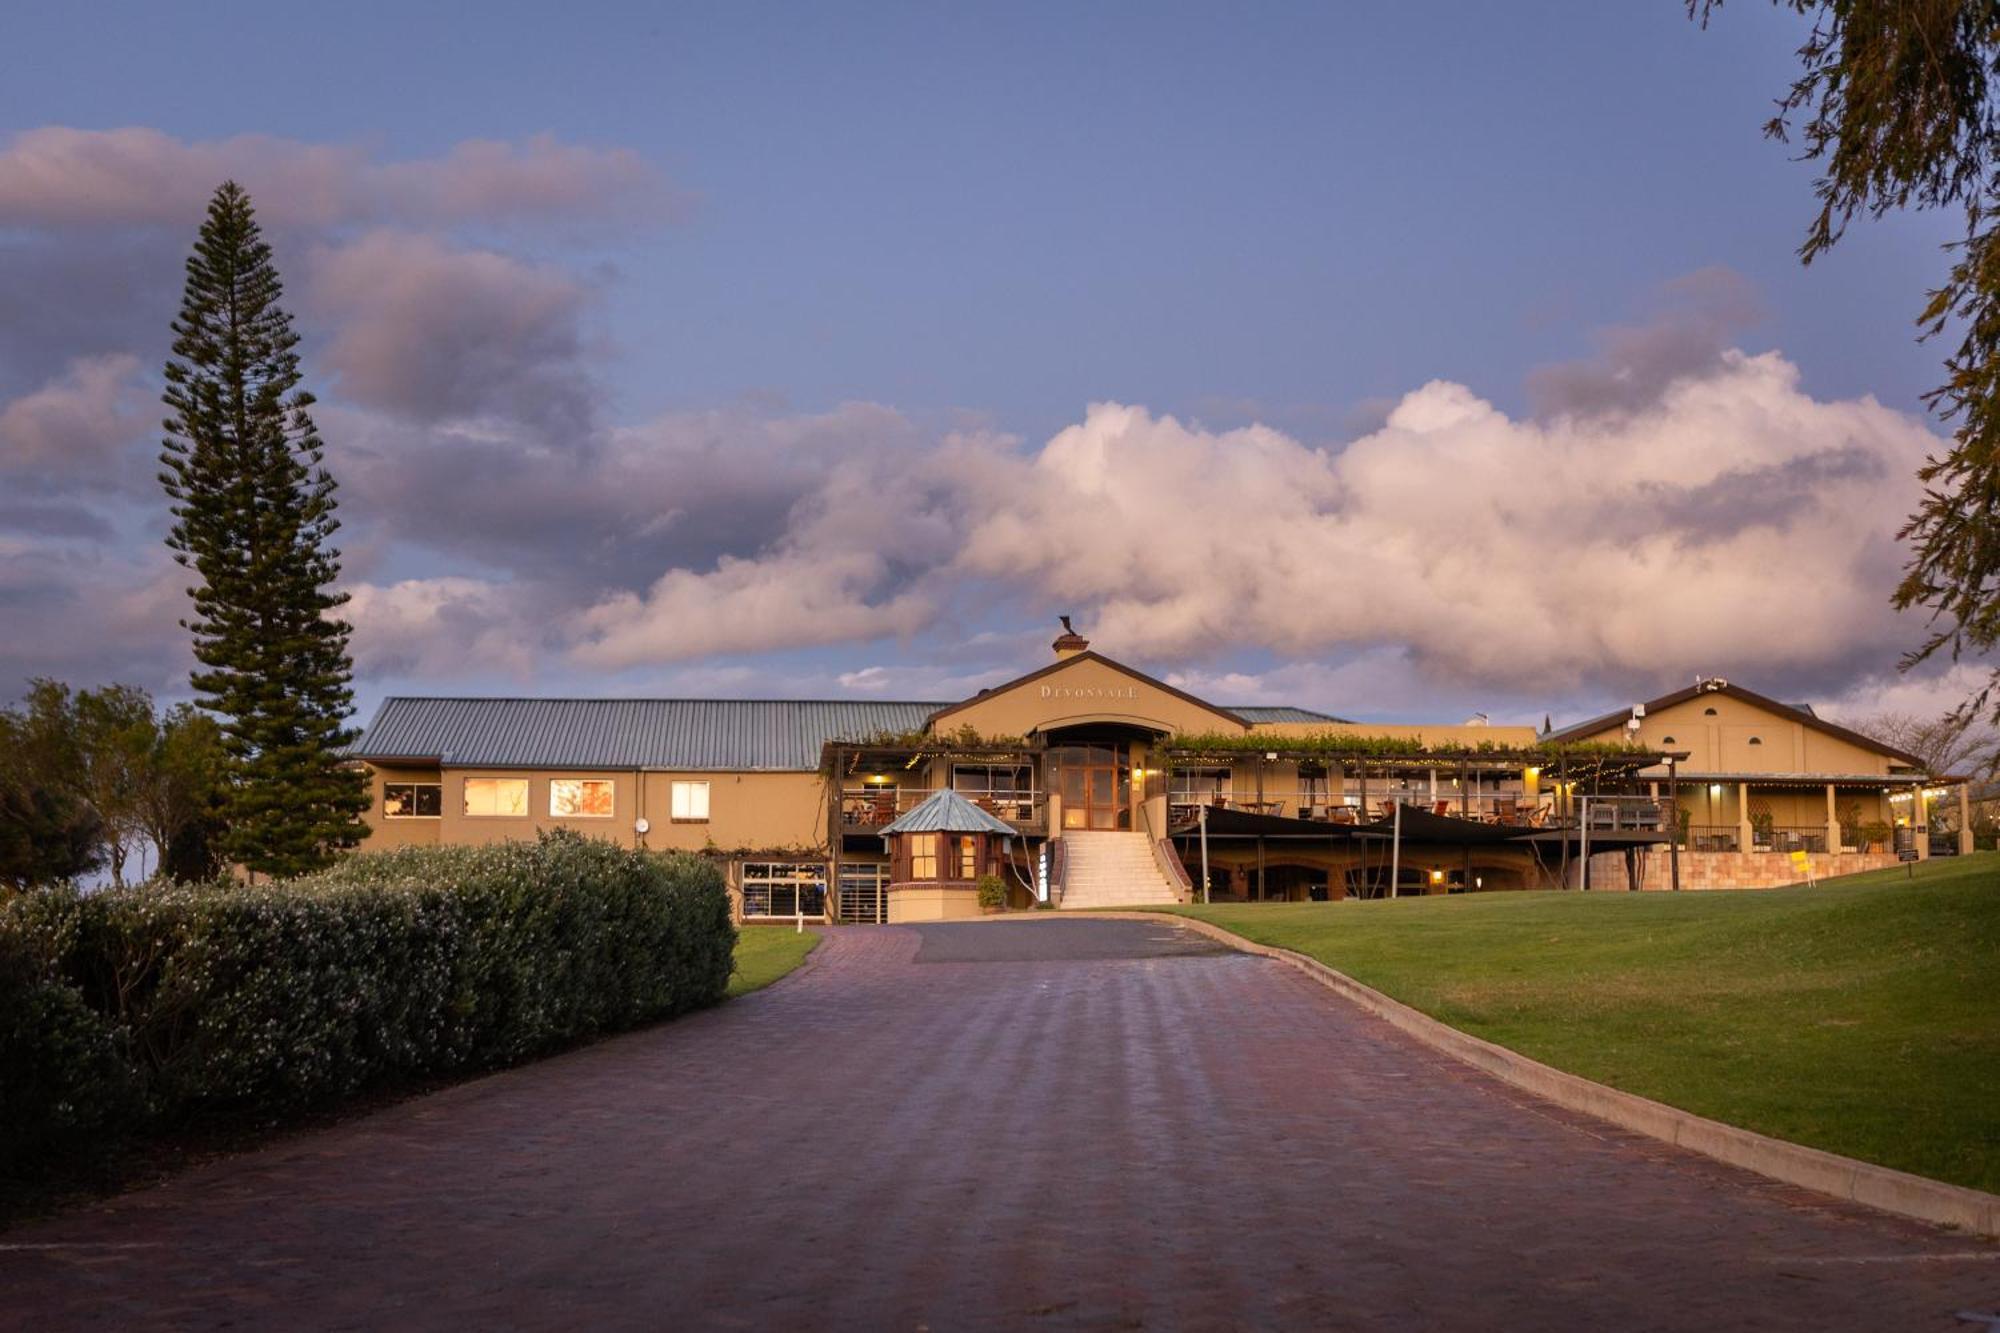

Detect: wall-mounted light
1429,869,1444,884
1708,784,1723,796
1264,751,1278,761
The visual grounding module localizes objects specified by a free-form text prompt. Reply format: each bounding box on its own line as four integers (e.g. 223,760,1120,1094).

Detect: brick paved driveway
5,920,1996,1330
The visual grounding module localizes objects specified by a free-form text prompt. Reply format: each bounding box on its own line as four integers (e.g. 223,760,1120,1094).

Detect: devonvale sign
1040,683,1141,702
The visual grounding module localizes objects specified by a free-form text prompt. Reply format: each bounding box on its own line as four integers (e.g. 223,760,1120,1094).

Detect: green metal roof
878,788,1019,838
1233,706,1353,724
352,697,948,772
352,695,1359,773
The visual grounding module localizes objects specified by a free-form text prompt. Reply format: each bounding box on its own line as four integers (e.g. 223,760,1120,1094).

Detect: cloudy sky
0,2,1982,730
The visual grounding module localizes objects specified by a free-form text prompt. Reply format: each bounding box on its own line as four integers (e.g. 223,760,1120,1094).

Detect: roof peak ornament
1052,615,1090,659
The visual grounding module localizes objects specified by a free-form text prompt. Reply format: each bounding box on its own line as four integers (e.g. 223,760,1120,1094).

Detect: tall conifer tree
160,181,367,877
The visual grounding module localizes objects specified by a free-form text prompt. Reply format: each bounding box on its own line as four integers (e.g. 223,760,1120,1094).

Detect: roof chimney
1052,615,1089,659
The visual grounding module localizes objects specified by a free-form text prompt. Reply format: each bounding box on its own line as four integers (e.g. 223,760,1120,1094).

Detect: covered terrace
1160,737,1683,898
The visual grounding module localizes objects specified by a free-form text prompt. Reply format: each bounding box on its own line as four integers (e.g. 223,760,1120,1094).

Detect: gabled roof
878,788,1019,838
922,650,1251,730
1544,681,1924,770
351,697,948,772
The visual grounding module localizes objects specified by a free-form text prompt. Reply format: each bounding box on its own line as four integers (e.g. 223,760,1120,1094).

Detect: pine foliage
159,182,367,877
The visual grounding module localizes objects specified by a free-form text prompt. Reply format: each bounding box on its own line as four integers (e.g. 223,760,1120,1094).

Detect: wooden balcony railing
838,787,1046,832
1166,791,1575,827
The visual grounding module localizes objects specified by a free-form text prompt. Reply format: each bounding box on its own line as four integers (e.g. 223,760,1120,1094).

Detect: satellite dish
634,817,651,835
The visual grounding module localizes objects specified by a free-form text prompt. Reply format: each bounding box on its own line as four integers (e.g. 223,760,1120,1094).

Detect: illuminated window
959,836,978,879
463,778,528,818
910,832,938,879
670,781,710,822
550,778,614,818
739,861,827,918
383,783,441,818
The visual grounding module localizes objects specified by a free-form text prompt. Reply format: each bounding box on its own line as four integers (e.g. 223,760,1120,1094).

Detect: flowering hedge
0,832,732,1170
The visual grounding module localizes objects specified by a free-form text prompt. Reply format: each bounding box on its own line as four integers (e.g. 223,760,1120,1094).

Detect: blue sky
0,3,1975,728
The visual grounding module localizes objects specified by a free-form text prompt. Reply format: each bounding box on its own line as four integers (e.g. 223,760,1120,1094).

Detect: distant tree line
0,682,227,892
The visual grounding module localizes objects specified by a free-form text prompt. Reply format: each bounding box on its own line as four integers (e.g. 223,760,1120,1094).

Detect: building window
550,778,614,818
1170,768,1231,803
740,861,827,918
383,782,441,818
671,780,710,822
463,778,529,818
951,764,1036,819
959,836,978,879
1748,736,1762,746
910,832,939,879
1703,707,1718,716
1661,736,1675,745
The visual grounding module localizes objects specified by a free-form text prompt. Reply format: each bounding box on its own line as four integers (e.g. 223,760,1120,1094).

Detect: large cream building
350,630,1968,920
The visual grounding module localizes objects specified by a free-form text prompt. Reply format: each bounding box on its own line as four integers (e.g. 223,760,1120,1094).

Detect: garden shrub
0,832,732,1166
0,920,138,1172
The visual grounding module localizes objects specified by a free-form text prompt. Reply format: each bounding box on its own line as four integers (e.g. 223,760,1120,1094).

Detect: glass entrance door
1054,743,1130,830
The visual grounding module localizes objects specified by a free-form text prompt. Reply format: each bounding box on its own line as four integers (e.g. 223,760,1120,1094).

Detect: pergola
1159,739,1687,896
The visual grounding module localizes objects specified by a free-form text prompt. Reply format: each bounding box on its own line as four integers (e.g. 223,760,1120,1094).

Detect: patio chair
1433,800,1452,817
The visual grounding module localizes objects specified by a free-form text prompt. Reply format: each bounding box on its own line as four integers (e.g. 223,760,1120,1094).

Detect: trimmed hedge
0,832,733,1171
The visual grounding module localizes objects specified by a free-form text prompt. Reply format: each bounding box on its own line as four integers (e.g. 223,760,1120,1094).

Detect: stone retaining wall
1635,849,1902,890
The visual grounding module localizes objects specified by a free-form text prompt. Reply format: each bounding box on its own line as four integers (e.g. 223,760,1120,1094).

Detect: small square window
959,836,978,879
671,780,710,822
550,778,615,818
383,782,442,818
463,778,529,818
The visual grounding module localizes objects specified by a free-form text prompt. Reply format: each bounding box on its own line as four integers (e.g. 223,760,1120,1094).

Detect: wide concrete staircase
1057,830,1185,909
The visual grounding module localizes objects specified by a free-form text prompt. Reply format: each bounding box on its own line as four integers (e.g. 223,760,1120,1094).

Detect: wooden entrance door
1054,743,1130,830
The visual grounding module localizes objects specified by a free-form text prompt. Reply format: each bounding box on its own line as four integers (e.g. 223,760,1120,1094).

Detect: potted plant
976,873,1008,914
1858,820,1892,854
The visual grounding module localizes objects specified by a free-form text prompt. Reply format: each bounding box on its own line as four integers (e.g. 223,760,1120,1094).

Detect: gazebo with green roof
879,789,1018,921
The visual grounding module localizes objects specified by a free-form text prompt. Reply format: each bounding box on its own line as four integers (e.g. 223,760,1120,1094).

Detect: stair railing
1139,801,1196,903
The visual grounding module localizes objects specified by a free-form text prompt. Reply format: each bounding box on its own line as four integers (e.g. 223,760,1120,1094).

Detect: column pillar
1825,783,1839,855
1960,782,1975,856
1738,781,1753,855
1915,784,1931,859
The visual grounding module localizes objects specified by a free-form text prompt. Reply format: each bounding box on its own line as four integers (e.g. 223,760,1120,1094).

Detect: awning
1170,805,1526,845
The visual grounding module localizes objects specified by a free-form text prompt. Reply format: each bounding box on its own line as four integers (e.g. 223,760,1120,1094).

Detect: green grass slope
728,927,820,997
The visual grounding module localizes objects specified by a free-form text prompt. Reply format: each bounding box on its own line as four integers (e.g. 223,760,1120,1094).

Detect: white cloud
0,354,148,488
309,231,594,433
0,128,675,229
548,345,1942,701
1811,662,2000,727
345,577,541,679
954,354,1934,691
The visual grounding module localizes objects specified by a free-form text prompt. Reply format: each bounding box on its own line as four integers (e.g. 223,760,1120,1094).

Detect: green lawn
727,926,820,997
1163,856,2000,1193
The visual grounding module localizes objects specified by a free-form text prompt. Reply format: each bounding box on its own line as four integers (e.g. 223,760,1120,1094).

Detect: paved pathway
4,920,1996,1330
